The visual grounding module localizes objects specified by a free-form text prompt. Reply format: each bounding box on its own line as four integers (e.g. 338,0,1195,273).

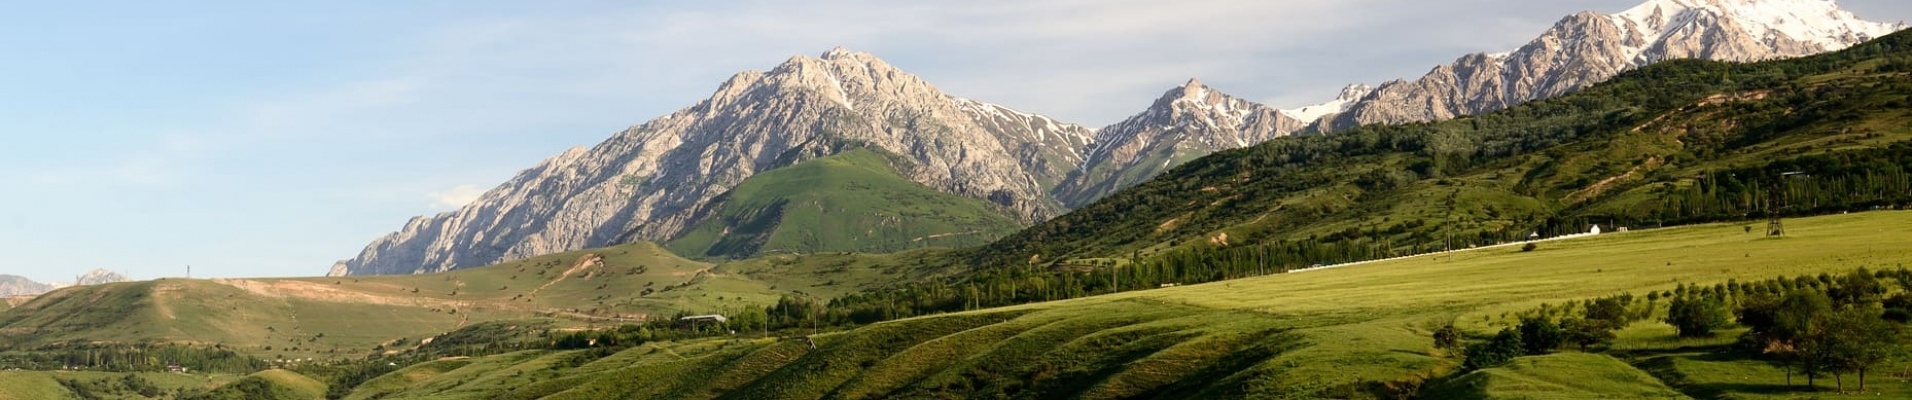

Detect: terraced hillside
334,211,1912,399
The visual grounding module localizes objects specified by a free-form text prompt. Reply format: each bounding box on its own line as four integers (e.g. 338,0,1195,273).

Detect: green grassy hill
977,30,1912,269
330,211,1912,399
0,241,945,362
1421,352,1687,399
188,369,326,400
667,148,1024,259
0,370,242,400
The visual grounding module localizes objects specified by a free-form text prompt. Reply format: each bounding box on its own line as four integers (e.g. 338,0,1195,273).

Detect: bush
1464,328,1525,370
1665,296,1733,337
1521,243,1538,252
1561,318,1616,351
1433,322,1463,352
1518,317,1564,355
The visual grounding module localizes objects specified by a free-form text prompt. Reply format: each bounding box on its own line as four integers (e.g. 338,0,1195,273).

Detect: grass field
334,211,1912,399
1422,352,1686,399
0,370,243,400
0,240,947,361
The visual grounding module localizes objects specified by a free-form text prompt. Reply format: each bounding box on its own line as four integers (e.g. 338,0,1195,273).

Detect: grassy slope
1423,352,1687,399
347,211,1912,399
248,369,328,399
0,241,942,361
980,31,1912,267
667,148,1024,259
0,371,243,400
0,372,74,400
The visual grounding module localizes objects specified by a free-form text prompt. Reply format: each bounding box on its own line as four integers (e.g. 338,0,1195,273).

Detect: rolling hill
313,211,1912,399
666,148,1024,259
0,241,941,361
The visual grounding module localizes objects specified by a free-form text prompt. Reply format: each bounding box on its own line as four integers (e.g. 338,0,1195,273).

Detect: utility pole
187,265,191,279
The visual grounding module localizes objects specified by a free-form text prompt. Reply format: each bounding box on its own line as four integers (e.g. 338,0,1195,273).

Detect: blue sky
3,1,1907,283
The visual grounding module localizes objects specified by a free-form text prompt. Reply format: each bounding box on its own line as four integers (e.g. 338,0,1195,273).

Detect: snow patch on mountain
1279,84,1375,122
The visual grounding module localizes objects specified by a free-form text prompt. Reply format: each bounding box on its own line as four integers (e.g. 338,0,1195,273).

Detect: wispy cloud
427,184,486,210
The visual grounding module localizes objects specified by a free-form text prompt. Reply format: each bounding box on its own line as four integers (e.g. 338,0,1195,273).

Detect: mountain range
0,269,132,297
0,275,54,297
334,0,1904,276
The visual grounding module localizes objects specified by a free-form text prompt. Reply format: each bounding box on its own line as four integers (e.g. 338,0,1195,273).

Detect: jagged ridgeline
977,29,1912,272
333,48,1092,276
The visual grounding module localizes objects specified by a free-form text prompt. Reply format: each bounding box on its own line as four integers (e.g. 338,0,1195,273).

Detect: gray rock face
1064,0,1903,207
335,48,1092,276
1320,0,1905,131
1052,79,1305,208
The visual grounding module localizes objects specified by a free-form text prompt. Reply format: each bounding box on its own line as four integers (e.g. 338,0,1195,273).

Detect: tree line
1448,269,1912,393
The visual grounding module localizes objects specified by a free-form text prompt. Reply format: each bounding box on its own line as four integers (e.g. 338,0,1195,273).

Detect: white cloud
427,184,486,210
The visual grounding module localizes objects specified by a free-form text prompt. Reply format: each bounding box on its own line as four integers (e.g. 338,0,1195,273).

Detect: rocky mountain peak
1280,84,1376,122
1337,84,1375,101
1054,81,1303,208
334,47,1091,275
1314,0,1903,131
1610,0,1904,63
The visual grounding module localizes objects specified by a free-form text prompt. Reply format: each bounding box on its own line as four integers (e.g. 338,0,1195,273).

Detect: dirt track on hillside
211,278,476,310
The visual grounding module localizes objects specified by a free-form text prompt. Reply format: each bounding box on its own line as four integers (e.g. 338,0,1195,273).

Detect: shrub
1463,328,1524,370
1665,296,1733,337
1518,317,1564,354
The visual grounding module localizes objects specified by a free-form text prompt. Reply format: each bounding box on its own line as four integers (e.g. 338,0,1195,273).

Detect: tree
1824,308,1900,392
1584,296,1632,328
1774,290,1835,389
1518,317,1564,355
1828,269,1885,309
1666,296,1733,337
1560,318,1616,351
1432,322,1463,353
1464,328,1524,370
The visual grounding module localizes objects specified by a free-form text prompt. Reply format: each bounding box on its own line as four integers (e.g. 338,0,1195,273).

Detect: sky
2,1,1908,284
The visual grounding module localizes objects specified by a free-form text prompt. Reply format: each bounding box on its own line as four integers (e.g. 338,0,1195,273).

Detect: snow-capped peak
1279,84,1375,122
1609,0,1905,64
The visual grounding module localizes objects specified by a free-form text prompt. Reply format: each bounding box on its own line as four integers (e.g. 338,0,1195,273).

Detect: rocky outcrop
1052,79,1306,208
335,48,1092,275
1319,0,1905,131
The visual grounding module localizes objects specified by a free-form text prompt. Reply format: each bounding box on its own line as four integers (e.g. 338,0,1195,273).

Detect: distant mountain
74,269,130,286
1317,0,1906,131
1052,79,1306,208
1064,0,1904,207
335,48,1091,275
980,28,1912,267
0,275,54,297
